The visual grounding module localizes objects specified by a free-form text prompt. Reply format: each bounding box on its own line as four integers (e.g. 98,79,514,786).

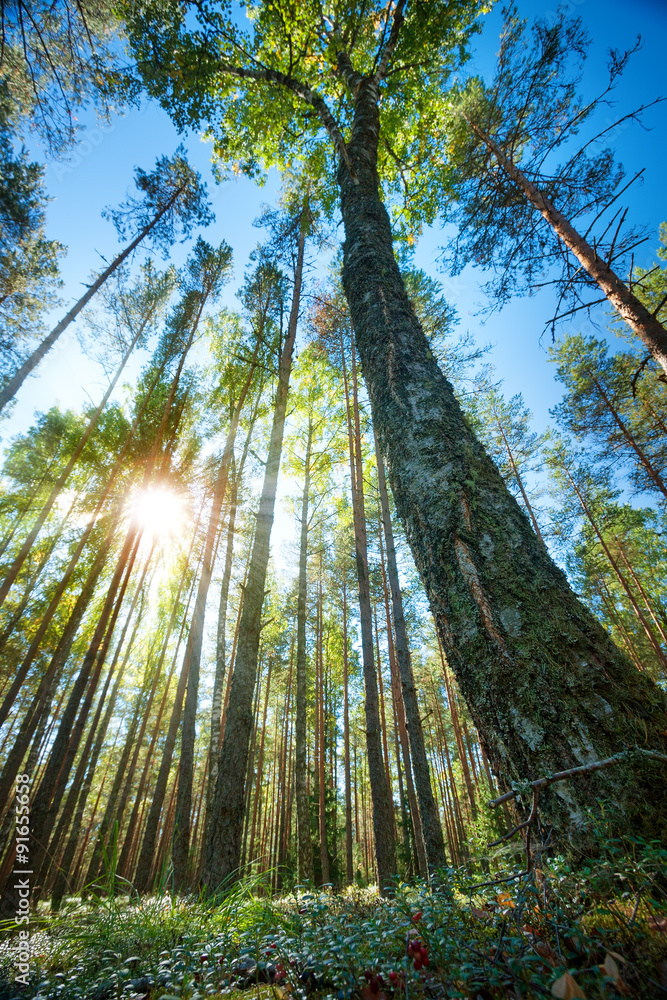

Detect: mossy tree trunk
338,76,667,850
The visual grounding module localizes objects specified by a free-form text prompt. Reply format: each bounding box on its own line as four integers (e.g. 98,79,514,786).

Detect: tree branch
217,61,354,175
488,747,667,809
374,0,407,84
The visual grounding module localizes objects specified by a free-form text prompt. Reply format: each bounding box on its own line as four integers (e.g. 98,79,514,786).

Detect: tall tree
374,433,446,873
0,114,64,375
0,146,212,412
124,0,667,847
439,7,667,372
203,206,307,889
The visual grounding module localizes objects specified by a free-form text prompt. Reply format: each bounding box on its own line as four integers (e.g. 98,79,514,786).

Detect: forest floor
0,840,666,1000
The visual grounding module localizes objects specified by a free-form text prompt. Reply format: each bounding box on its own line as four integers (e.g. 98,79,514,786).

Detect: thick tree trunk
338,81,667,850
295,419,314,882
202,223,305,891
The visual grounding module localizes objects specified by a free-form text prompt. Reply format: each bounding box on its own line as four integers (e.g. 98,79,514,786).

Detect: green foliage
0,3,121,152
2,835,665,999
550,333,667,504
103,145,215,256
0,119,64,374
437,6,649,318
120,0,485,237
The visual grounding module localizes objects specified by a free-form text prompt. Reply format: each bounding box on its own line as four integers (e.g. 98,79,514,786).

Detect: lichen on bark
337,83,667,853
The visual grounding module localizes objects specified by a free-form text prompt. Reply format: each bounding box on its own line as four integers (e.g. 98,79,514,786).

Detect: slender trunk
373,602,392,797
172,347,259,887
596,579,645,672
437,638,477,820
276,651,293,889
374,434,445,870
43,561,152,882
117,554,197,883
564,466,667,670
338,81,667,848
0,531,114,808
317,572,330,885
30,531,142,894
378,525,428,878
493,412,544,543
240,664,263,869
590,376,667,501
342,581,353,885
131,549,202,893
346,335,396,890
0,184,185,412
48,579,148,908
248,659,273,865
463,114,667,375
295,420,314,882
203,219,305,890
205,392,260,838
51,647,127,906
614,537,667,646
0,319,150,611
0,340,169,665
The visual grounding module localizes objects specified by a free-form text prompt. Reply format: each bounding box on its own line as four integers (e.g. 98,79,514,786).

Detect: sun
132,486,186,541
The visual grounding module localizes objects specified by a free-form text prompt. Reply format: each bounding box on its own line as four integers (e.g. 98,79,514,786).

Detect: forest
0,1,666,998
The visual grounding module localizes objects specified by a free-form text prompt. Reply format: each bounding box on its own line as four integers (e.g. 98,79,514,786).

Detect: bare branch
488,747,667,809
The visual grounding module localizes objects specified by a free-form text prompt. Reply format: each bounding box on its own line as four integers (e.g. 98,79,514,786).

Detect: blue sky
4,0,666,447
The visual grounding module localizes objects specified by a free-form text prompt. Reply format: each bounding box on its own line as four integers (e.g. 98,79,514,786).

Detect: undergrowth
0,836,665,1000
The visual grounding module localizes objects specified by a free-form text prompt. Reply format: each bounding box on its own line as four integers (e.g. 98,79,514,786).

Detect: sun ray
132,486,186,542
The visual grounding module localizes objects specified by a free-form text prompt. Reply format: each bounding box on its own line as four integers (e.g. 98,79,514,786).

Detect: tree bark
346,333,396,891
205,392,260,841
492,412,544,544
374,436,446,871
131,546,202,893
377,514,429,879
203,220,305,890
317,571,330,884
338,78,667,849
171,345,260,888
295,418,315,882
48,571,149,908
342,581,353,885
30,530,142,896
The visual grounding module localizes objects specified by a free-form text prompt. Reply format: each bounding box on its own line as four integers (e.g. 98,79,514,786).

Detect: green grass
1,838,666,1000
